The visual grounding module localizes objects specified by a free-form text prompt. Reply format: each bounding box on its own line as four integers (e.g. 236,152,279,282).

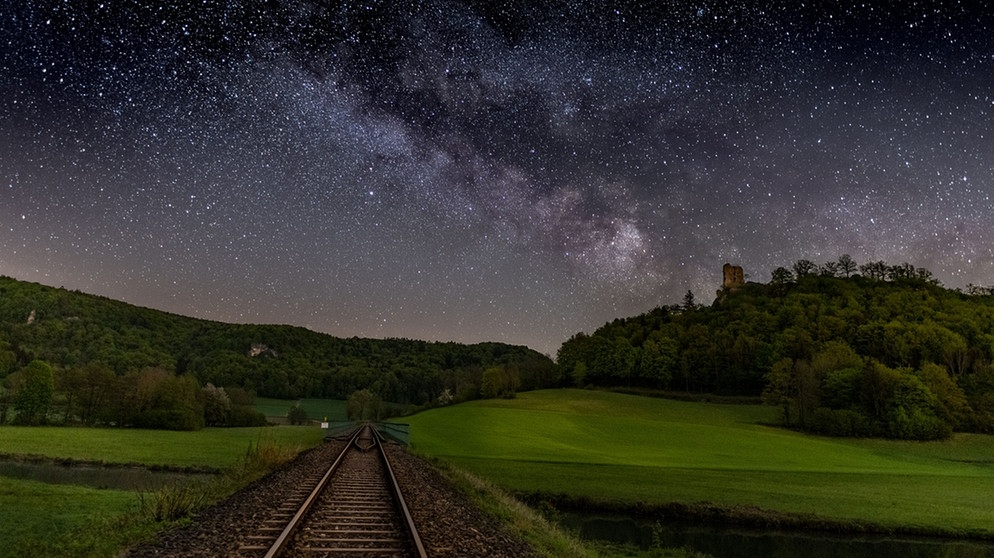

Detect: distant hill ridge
557,259,994,439
0,275,556,426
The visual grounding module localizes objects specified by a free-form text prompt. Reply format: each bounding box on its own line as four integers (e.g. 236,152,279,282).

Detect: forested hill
556,264,994,439
0,276,556,408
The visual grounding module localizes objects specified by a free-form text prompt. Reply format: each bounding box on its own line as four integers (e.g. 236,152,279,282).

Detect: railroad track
236,425,427,558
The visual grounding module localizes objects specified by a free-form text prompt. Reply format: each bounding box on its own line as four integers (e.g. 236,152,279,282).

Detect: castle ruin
723,263,745,290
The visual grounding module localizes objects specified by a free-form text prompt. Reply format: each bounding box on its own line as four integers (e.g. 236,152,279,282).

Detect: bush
886,406,952,440
202,383,232,426
808,407,874,437
132,409,203,431
287,404,308,425
963,393,994,433
377,402,412,420
227,406,268,427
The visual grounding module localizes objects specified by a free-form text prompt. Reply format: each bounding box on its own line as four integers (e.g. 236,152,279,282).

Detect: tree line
0,276,557,429
557,256,994,440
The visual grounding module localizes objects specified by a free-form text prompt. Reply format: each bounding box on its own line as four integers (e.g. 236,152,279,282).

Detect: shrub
808,407,874,437
963,393,994,433
886,406,952,440
132,409,203,431
227,406,268,427
202,383,232,426
287,403,309,425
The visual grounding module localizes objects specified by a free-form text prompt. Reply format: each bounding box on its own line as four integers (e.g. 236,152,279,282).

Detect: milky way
3,2,994,355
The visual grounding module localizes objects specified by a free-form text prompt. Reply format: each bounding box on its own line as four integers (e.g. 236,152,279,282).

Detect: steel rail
374,425,429,558
262,426,361,558
259,423,427,558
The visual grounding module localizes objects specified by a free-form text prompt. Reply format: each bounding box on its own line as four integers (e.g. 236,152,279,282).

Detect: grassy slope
406,389,994,536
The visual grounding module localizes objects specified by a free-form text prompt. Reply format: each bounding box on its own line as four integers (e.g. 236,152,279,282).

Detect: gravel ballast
125,438,535,557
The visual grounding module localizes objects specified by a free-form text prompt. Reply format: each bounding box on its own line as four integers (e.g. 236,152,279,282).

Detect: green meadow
0,425,327,557
0,477,143,558
0,425,326,469
406,389,994,537
254,397,349,423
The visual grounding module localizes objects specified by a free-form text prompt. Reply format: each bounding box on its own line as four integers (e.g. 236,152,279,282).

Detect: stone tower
723,263,744,289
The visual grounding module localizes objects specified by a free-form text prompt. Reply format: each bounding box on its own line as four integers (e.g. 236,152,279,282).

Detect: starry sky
3,1,994,356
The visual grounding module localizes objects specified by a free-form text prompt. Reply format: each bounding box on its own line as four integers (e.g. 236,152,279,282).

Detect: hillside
557,261,994,439
0,276,556,427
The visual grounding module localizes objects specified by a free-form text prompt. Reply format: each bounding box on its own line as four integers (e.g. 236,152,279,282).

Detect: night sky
3,2,994,356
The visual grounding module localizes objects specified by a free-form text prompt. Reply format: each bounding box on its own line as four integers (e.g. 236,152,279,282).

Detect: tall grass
242,429,307,474
136,481,210,522
134,430,307,525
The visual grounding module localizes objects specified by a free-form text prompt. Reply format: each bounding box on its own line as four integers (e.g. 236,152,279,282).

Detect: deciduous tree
762,358,795,424
837,254,857,277
481,366,506,399
202,383,232,426
792,259,817,278
770,266,794,297
14,360,54,425
346,389,377,421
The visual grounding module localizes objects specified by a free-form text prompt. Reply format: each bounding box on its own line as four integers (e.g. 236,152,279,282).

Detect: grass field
0,425,328,557
254,397,349,422
405,389,994,537
0,425,327,469
0,477,143,558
